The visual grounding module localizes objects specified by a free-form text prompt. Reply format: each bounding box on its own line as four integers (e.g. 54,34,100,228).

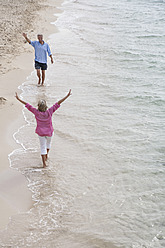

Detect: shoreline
0,0,63,230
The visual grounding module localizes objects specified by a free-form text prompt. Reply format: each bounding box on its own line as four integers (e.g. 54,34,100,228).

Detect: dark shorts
35,61,47,70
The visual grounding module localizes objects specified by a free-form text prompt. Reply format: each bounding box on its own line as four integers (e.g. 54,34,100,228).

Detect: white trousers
38,135,52,155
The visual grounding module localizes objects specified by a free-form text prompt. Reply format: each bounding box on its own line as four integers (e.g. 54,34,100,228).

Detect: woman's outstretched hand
15,92,27,105
15,92,19,100
57,89,72,105
67,89,72,97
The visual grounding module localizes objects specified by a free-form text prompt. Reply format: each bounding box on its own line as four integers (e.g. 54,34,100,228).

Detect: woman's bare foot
41,154,47,168
46,149,49,161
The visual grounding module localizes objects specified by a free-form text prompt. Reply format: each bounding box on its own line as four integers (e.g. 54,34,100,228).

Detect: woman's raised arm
57,89,72,105
15,92,27,105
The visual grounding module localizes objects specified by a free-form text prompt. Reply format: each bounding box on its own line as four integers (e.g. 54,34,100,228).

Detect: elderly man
23,33,53,86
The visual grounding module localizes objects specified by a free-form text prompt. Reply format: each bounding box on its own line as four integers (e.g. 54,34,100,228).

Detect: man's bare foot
38,77,41,85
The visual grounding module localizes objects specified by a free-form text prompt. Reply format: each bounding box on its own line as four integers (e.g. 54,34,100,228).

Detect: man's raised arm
23,33,31,44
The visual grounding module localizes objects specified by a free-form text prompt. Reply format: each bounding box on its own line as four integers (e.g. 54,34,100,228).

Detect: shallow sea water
0,0,165,247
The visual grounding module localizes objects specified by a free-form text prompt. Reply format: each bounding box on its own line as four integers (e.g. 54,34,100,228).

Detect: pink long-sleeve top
25,102,60,137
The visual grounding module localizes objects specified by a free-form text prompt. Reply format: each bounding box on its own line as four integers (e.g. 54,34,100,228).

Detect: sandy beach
0,1,119,247
0,0,62,230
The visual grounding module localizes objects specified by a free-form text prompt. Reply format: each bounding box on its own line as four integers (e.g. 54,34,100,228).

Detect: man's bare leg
45,149,50,161
41,154,47,168
37,69,41,85
41,70,45,85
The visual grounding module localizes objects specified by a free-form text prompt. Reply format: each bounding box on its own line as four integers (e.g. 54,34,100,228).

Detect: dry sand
0,0,62,230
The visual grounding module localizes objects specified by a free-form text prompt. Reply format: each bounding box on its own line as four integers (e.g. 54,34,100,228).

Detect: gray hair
38,99,47,112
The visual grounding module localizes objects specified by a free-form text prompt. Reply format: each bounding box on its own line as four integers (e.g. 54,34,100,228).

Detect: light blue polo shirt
30,41,52,64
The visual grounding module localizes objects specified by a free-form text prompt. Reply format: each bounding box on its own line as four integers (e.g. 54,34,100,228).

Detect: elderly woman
15,90,72,167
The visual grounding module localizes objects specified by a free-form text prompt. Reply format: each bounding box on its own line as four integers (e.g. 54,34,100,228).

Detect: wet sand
0,0,62,230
